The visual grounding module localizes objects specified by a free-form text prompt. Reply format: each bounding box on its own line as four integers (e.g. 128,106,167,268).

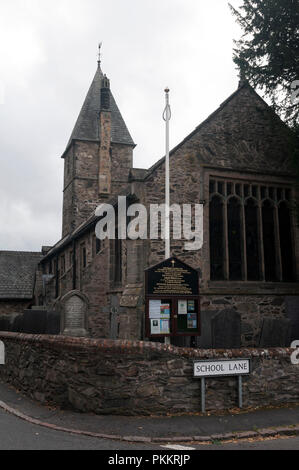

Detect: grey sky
0,0,242,251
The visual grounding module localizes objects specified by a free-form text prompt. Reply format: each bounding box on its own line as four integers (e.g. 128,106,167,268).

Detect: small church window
244,185,250,198
61,255,65,275
96,238,101,254
227,182,233,195
92,235,101,256
81,244,87,269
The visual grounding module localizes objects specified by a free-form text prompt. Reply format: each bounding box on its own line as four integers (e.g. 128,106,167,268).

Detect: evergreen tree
230,0,299,128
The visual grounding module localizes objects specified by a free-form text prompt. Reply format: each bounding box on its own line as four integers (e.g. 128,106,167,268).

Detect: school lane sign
0,340,5,365
194,358,250,377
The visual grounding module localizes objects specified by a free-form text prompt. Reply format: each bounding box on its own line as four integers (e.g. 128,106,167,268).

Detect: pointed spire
64,49,135,150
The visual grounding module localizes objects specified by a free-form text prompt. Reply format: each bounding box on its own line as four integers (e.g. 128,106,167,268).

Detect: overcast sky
0,0,243,251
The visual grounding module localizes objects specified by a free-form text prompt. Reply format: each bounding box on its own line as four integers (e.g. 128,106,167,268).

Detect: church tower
61,47,135,237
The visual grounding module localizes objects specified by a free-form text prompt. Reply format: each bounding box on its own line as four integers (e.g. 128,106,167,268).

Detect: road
0,407,298,451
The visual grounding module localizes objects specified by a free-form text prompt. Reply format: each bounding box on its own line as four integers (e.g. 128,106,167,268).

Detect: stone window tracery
209,178,296,282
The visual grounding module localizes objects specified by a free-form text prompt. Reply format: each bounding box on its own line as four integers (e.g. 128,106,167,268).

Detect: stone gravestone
61,291,88,337
23,309,47,334
45,311,61,335
259,318,291,347
211,309,241,349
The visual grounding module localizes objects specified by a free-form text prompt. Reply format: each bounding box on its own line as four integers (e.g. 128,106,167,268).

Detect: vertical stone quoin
98,76,111,196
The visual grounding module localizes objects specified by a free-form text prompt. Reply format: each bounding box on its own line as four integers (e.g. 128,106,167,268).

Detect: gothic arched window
227,197,242,280
210,195,224,280
209,179,296,283
278,201,295,281
262,200,277,281
245,198,260,281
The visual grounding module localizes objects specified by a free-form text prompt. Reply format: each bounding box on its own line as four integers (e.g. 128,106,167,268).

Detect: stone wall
199,294,294,348
41,233,111,338
0,332,297,416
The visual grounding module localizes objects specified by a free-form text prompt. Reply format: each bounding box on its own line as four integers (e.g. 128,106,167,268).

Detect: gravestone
45,311,61,335
211,309,241,348
23,310,47,334
259,318,291,347
61,291,88,337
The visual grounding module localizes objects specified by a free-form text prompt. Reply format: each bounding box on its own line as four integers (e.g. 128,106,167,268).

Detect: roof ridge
143,82,285,180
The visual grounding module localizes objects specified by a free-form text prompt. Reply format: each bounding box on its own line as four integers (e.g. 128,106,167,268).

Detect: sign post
193,359,250,413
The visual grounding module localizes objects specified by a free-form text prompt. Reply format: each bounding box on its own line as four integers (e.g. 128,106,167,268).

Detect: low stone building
2,54,299,347
0,251,42,314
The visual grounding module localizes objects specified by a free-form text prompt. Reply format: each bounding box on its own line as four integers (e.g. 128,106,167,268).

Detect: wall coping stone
0,331,293,359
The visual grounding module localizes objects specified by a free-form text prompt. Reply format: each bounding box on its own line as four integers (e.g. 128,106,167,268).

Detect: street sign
0,340,5,365
194,359,250,378
193,359,251,413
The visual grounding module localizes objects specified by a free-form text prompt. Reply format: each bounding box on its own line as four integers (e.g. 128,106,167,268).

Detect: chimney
98,75,112,196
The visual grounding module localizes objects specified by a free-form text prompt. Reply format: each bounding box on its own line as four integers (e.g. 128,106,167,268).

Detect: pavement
0,379,298,444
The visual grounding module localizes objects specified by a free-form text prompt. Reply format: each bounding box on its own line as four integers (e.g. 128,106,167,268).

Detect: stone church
1,54,298,347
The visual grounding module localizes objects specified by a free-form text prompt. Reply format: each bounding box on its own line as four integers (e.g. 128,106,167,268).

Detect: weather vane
98,42,102,64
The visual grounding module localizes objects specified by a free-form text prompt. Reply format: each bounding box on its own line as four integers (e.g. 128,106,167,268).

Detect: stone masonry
0,332,298,415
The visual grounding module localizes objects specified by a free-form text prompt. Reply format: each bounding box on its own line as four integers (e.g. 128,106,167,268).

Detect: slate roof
41,189,138,263
65,64,135,151
0,251,42,300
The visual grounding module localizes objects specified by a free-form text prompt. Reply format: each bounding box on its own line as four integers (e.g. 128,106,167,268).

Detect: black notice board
145,257,199,297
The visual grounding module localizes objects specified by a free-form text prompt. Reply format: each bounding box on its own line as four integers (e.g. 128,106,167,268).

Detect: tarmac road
0,407,298,451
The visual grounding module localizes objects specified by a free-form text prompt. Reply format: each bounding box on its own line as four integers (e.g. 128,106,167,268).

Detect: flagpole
163,88,171,346
163,88,171,260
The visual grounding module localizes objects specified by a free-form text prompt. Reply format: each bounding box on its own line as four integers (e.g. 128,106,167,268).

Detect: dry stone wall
0,332,297,416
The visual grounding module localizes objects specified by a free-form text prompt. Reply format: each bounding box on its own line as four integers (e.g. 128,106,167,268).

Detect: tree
229,0,299,128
